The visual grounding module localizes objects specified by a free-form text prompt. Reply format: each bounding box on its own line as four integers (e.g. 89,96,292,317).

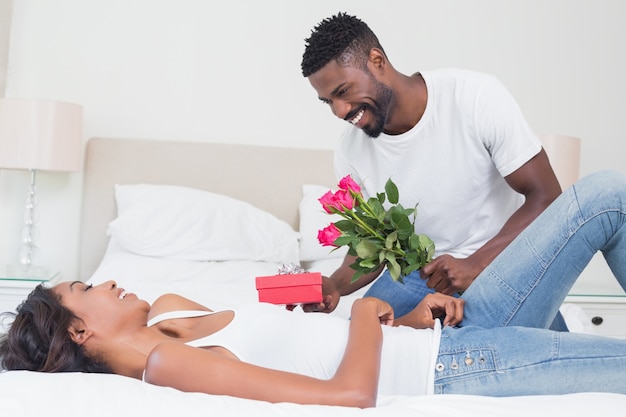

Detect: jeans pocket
434,347,497,382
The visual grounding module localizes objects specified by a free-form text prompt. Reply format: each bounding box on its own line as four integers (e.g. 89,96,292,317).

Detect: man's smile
348,108,365,125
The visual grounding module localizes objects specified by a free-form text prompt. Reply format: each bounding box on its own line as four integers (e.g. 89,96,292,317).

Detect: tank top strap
147,310,218,327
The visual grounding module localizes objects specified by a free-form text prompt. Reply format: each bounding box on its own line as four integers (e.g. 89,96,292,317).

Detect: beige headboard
79,138,337,280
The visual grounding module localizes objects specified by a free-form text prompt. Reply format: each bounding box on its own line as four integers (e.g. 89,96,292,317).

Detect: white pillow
107,184,300,263
298,184,348,262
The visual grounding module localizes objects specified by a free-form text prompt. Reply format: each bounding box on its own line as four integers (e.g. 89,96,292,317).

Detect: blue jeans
434,170,626,395
435,325,626,395
364,239,568,330
365,270,569,330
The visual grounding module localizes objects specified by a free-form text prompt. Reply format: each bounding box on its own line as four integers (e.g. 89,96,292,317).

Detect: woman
2,170,626,408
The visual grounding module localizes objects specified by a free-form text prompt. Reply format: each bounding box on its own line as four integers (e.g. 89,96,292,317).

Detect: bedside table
564,294,626,339
0,267,61,315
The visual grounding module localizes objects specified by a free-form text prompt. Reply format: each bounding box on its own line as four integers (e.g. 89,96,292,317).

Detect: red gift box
255,272,322,305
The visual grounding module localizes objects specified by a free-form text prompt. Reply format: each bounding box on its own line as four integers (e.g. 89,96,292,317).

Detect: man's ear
367,48,387,72
68,322,93,346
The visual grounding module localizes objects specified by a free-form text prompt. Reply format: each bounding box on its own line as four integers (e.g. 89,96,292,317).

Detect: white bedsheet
2,370,625,417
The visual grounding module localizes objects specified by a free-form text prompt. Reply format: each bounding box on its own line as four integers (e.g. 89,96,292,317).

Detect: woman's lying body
2,170,626,407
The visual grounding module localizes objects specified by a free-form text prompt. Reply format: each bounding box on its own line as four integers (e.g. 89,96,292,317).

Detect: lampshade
539,134,581,190
0,98,82,172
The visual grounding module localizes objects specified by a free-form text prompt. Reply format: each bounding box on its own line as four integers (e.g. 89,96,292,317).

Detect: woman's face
53,280,149,329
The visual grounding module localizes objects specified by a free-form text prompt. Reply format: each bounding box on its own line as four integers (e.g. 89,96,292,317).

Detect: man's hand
394,293,465,329
300,276,341,313
420,255,481,294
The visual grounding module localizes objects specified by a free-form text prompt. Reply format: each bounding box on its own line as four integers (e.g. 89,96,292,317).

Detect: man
301,12,564,326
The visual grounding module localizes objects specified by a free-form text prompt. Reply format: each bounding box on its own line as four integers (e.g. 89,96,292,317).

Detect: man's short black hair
301,12,385,77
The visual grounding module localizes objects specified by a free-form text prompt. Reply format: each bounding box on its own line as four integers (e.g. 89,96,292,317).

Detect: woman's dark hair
301,12,385,77
0,284,111,373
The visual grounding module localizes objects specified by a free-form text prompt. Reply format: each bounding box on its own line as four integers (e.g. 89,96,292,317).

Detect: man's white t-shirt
334,68,542,258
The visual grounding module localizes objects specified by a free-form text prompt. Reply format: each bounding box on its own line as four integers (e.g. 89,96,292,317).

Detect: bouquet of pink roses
317,175,435,283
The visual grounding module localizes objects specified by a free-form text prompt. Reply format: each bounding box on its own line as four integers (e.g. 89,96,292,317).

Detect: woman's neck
101,310,235,379
101,325,174,379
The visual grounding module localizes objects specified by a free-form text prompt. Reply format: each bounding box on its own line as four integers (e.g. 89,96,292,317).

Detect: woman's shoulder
148,293,212,322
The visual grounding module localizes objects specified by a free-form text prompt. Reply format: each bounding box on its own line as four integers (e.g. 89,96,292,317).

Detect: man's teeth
350,108,364,125
119,291,127,300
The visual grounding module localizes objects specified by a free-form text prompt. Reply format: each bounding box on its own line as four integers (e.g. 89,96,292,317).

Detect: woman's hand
368,297,395,326
394,293,465,329
351,297,394,325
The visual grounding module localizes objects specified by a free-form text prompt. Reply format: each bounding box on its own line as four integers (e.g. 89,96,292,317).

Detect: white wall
1,0,625,293
0,0,10,94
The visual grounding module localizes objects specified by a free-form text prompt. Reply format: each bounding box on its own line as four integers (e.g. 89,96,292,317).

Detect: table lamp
0,98,82,279
539,134,582,190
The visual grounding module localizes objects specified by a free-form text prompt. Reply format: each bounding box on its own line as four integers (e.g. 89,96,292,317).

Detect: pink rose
317,223,342,247
319,190,338,214
319,190,355,213
338,175,361,194
333,189,355,211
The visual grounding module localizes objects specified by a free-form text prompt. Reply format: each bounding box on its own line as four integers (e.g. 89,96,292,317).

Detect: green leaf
397,221,413,240
359,257,379,269
334,219,357,233
418,234,435,260
385,231,398,250
360,216,381,232
404,249,419,264
385,252,402,282
367,198,386,221
355,239,380,259
351,268,365,283
385,178,399,204
333,235,356,247
402,261,422,276
408,234,420,250
388,205,406,223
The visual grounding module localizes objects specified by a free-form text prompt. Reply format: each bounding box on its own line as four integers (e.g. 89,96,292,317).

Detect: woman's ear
68,322,92,345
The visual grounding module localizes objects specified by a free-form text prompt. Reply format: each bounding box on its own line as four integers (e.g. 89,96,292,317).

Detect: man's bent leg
363,270,438,317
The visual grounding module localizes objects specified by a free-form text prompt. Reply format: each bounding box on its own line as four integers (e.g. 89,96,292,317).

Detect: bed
1,137,625,416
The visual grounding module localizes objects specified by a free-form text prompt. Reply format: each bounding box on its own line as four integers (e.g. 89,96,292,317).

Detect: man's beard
361,78,393,138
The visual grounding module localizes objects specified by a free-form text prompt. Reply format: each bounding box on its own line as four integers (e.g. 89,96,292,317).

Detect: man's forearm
330,255,385,296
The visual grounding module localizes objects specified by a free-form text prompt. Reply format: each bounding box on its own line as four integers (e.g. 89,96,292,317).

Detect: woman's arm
144,298,391,408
